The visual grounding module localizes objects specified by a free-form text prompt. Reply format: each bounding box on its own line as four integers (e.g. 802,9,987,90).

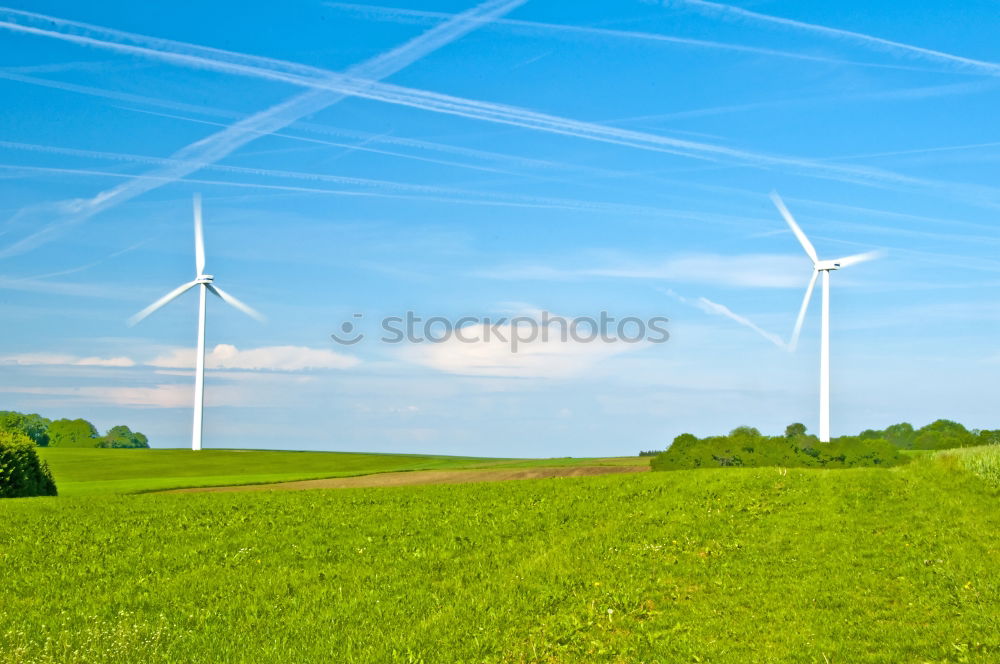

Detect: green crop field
1,448,998,663
36,448,645,496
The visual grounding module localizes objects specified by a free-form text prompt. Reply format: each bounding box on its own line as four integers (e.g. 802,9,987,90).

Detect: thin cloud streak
5,9,999,207
477,254,808,288
664,0,1000,77
695,297,786,349
0,275,127,299
0,0,529,257
325,1,939,72
666,289,786,348
607,80,997,125
0,162,715,218
0,72,540,178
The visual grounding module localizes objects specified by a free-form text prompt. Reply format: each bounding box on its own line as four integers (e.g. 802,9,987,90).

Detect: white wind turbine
129,194,263,451
771,192,882,443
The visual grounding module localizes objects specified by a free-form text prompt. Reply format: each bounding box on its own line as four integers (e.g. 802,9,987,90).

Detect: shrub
652,425,902,471
0,431,57,497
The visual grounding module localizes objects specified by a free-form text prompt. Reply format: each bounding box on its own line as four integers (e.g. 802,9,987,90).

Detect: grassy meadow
1,447,998,662
36,448,645,496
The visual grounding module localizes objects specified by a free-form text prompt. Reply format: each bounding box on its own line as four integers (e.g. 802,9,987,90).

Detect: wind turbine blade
128,280,199,326
835,249,885,268
770,192,818,264
789,269,819,352
194,193,205,275
207,284,265,322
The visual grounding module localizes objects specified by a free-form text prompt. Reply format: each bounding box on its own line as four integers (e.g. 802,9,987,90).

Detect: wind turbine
129,194,263,451
771,192,881,443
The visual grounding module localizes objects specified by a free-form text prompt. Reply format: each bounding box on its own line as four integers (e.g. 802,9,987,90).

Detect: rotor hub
196,274,215,284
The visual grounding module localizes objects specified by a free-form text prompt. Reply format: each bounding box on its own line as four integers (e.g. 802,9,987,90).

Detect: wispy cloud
401,315,640,378
0,0,528,257
149,344,360,371
662,0,1000,76
0,275,126,299
0,384,195,408
0,344,360,372
0,352,135,367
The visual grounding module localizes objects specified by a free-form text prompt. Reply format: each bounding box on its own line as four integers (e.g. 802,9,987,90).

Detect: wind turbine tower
771,192,882,443
129,194,263,450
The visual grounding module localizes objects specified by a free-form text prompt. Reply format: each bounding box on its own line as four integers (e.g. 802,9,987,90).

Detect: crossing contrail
0,0,528,257
4,5,999,208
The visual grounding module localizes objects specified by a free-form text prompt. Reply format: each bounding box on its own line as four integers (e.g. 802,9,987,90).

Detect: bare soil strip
164,465,649,494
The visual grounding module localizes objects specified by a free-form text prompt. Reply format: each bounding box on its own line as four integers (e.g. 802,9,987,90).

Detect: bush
0,431,57,498
651,425,902,471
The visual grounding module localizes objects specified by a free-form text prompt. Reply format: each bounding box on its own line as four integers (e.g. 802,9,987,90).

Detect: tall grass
940,444,1000,486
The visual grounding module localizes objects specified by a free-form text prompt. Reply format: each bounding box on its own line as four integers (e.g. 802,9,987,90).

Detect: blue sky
0,0,998,456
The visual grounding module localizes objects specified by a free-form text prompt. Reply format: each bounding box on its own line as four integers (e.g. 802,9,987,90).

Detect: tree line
651,419,999,471
0,411,150,449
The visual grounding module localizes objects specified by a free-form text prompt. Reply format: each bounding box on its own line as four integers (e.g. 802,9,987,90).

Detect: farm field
1,449,998,662
36,447,647,496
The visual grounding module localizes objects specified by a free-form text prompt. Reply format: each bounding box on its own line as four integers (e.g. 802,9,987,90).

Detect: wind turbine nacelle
196,274,215,284
815,260,841,271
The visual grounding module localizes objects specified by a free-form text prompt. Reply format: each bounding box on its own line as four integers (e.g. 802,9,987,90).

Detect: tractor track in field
162,464,649,493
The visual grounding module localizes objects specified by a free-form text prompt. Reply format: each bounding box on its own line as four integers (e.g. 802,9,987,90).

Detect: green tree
883,422,916,448
730,426,761,439
669,433,700,451
913,419,975,449
48,419,99,448
97,425,150,449
0,411,51,446
784,423,807,438
0,430,57,497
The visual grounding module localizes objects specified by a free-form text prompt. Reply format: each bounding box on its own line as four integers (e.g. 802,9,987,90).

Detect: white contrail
6,6,1000,213
0,140,487,195
694,297,786,349
324,2,940,72
0,71,544,177
0,0,528,257
0,161,721,218
663,0,1000,77
606,79,996,125
4,8,998,206
664,288,786,348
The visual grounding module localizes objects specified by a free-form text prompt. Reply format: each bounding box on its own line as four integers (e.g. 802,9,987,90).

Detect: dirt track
165,464,649,494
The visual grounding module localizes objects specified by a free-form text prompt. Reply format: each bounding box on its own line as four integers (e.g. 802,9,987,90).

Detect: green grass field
36,448,646,496
2,447,997,662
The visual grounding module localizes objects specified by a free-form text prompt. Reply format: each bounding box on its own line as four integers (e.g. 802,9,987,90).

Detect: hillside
1,451,997,662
